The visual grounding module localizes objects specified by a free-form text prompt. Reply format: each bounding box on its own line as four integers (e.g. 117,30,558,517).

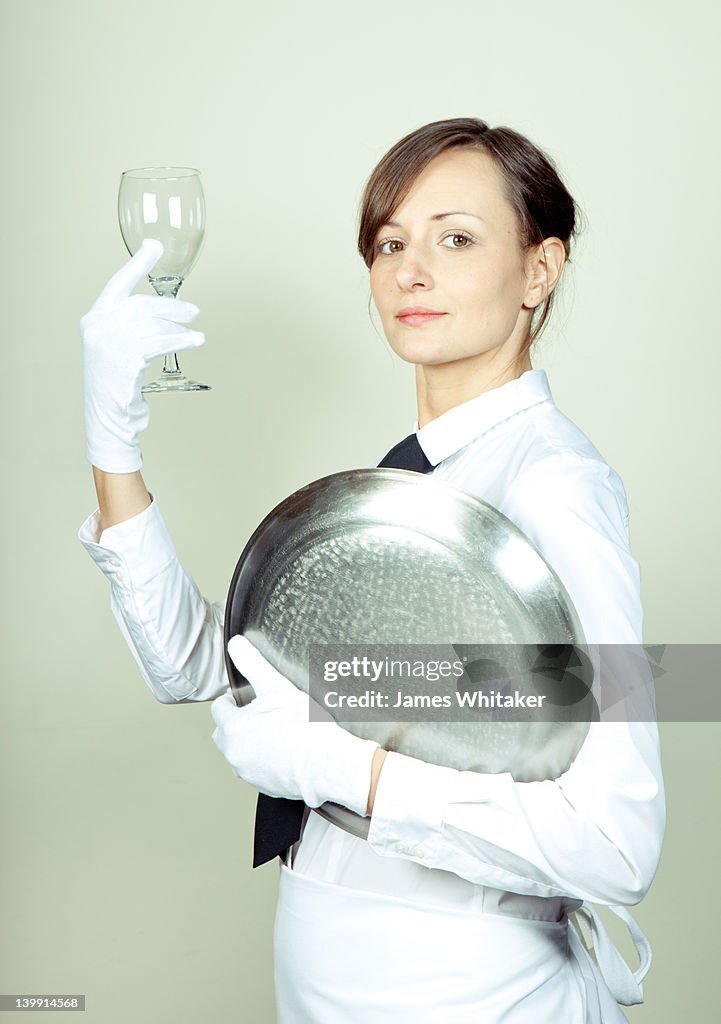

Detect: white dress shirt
78,368,665,1019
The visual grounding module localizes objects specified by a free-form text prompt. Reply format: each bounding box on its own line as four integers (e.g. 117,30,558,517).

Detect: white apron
273,829,650,1023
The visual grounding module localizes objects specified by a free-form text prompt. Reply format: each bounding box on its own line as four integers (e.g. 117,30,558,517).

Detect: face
369,148,541,371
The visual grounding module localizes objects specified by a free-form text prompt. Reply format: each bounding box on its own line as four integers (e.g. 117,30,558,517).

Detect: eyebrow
383,211,487,229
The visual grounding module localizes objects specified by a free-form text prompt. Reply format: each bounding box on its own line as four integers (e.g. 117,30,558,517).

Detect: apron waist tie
570,903,652,1006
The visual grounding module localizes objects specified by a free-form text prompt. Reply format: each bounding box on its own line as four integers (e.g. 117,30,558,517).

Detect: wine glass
118,166,210,392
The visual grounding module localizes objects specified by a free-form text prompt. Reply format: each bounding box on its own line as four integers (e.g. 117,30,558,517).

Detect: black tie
252,432,434,867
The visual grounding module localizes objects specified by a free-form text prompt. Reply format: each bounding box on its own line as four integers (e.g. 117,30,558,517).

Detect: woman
79,118,665,1022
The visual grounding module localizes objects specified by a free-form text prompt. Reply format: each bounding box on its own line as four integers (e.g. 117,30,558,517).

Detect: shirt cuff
367,750,458,867
77,497,178,583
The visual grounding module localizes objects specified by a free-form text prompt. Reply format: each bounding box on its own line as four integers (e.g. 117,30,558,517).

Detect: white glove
81,238,205,473
211,635,380,816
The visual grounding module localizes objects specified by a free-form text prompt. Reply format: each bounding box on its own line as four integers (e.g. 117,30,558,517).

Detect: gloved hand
81,238,205,473
211,635,380,816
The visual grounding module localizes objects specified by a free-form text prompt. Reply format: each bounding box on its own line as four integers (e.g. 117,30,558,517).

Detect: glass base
142,371,211,393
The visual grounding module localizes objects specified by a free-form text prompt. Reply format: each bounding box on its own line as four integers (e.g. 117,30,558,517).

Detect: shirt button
116,570,127,585
107,557,120,569
413,846,427,859
394,841,407,854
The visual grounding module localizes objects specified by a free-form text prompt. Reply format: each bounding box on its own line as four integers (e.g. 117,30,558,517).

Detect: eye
441,231,475,249
375,237,405,256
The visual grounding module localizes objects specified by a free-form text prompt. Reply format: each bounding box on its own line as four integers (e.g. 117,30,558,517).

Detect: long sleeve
367,454,666,906
78,498,228,704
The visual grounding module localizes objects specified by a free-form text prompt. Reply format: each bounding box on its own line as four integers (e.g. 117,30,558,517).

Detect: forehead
384,148,515,229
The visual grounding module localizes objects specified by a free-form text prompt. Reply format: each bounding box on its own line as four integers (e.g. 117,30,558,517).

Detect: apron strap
570,903,652,1006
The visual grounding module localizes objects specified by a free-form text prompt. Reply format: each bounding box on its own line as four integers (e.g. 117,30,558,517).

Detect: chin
391,348,446,366
389,341,477,368
386,336,444,364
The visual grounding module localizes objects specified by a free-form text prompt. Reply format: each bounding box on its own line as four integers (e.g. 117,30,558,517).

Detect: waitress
79,117,665,1022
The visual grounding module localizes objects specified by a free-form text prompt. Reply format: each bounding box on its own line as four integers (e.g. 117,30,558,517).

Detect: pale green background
1,0,719,1020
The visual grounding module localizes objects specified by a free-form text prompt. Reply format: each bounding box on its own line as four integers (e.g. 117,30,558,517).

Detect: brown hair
357,117,581,351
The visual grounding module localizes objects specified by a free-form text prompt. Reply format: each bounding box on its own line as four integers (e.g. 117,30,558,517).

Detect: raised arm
79,242,226,704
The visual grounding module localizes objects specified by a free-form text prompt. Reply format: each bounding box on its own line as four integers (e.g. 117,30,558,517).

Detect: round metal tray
224,468,589,839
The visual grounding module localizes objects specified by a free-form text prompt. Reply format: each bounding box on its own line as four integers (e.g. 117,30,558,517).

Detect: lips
396,306,447,327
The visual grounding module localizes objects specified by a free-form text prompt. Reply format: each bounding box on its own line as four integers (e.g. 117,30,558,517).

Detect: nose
394,246,434,291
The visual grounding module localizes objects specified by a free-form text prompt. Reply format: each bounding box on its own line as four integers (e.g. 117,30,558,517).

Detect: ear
523,238,566,309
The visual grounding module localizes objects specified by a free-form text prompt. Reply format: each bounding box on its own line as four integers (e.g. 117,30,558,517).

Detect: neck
416,349,533,428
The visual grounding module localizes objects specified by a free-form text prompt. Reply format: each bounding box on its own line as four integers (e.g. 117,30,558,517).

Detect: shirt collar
416,369,553,466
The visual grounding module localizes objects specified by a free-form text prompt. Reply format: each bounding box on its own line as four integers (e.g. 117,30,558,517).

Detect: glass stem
148,276,185,379
162,353,181,375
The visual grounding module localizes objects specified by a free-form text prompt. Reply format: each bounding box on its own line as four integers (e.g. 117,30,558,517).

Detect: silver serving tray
224,468,589,840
